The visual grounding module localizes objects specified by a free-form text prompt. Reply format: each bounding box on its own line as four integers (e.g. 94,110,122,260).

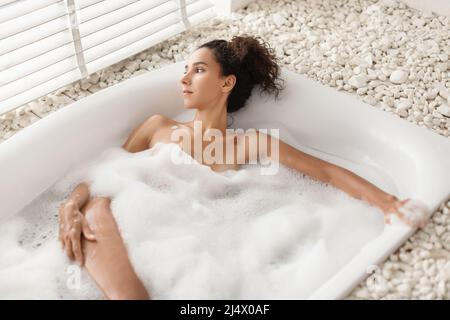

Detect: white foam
0,142,385,299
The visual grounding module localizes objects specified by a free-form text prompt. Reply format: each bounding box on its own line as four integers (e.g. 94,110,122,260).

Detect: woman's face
180,48,235,110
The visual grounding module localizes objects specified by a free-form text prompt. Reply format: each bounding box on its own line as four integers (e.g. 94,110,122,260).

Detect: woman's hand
381,197,429,229
58,201,96,266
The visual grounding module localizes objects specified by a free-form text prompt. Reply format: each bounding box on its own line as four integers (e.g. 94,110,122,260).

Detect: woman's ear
222,74,236,93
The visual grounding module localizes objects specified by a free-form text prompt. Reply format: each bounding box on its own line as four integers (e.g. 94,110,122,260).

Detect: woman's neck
189,103,228,136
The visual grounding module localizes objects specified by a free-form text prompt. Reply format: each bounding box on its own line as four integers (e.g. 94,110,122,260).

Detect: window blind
0,0,217,115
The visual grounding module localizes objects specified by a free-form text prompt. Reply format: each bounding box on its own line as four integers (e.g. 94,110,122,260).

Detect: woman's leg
80,197,149,300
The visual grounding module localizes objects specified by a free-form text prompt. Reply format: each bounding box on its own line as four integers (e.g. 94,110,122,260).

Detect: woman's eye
183,68,203,74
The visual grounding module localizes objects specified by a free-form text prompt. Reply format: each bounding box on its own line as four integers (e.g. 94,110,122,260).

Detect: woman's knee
82,197,115,234
82,197,111,215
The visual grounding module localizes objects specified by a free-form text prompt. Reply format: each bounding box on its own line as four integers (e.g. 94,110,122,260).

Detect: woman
58,35,424,300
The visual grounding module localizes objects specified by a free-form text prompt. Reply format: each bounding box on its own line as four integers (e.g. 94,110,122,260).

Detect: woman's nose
181,73,190,85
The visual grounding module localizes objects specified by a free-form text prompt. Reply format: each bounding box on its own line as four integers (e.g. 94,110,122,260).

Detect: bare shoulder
122,114,170,153
144,114,176,135
141,114,175,143
146,114,170,126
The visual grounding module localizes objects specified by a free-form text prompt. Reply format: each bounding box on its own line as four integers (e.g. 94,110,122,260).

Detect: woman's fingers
59,205,92,265
418,216,428,229
71,234,84,266
396,211,414,227
386,198,429,229
81,215,96,241
64,226,85,266
389,199,410,225
64,235,75,260
58,212,66,248
58,226,65,249
389,208,412,227
400,198,411,207
392,209,402,220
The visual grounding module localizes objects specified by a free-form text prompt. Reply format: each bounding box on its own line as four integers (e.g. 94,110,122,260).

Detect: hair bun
198,35,285,113
228,36,252,63
229,35,284,91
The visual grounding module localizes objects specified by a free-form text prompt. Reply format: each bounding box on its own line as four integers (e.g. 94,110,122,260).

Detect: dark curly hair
198,35,285,113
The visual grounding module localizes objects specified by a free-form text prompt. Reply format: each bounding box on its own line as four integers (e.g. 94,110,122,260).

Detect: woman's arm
324,163,397,213
242,130,332,184
245,130,413,224
63,182,90,209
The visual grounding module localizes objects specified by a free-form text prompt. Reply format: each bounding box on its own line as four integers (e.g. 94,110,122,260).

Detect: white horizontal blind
0,0,217,115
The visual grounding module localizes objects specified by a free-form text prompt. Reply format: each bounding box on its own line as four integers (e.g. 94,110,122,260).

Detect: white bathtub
1,61,449,299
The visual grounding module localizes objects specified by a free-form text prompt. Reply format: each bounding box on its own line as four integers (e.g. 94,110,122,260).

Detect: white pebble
413,18,426,28
425,89,439,100
296,64,310,74
435,226,446,236
348,74,368,88
439,89,449,99
150,53,161,62
125,61,139,73
140,60,150,69
357,87,368,95
438,281,447,296
80,79,91,90
439,53,448,62
363,54,373,66
436,104,450,117
395,99,412,110
272,13,285,28
137,52,147,60
87,73,100,84
363,95,377,106
390,70,409,84
48,94,73,105
397,283,412,295
122,70,131,78
436,63,448,72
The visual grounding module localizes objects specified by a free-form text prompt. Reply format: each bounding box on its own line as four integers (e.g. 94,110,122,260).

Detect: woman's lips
183,91,193,96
